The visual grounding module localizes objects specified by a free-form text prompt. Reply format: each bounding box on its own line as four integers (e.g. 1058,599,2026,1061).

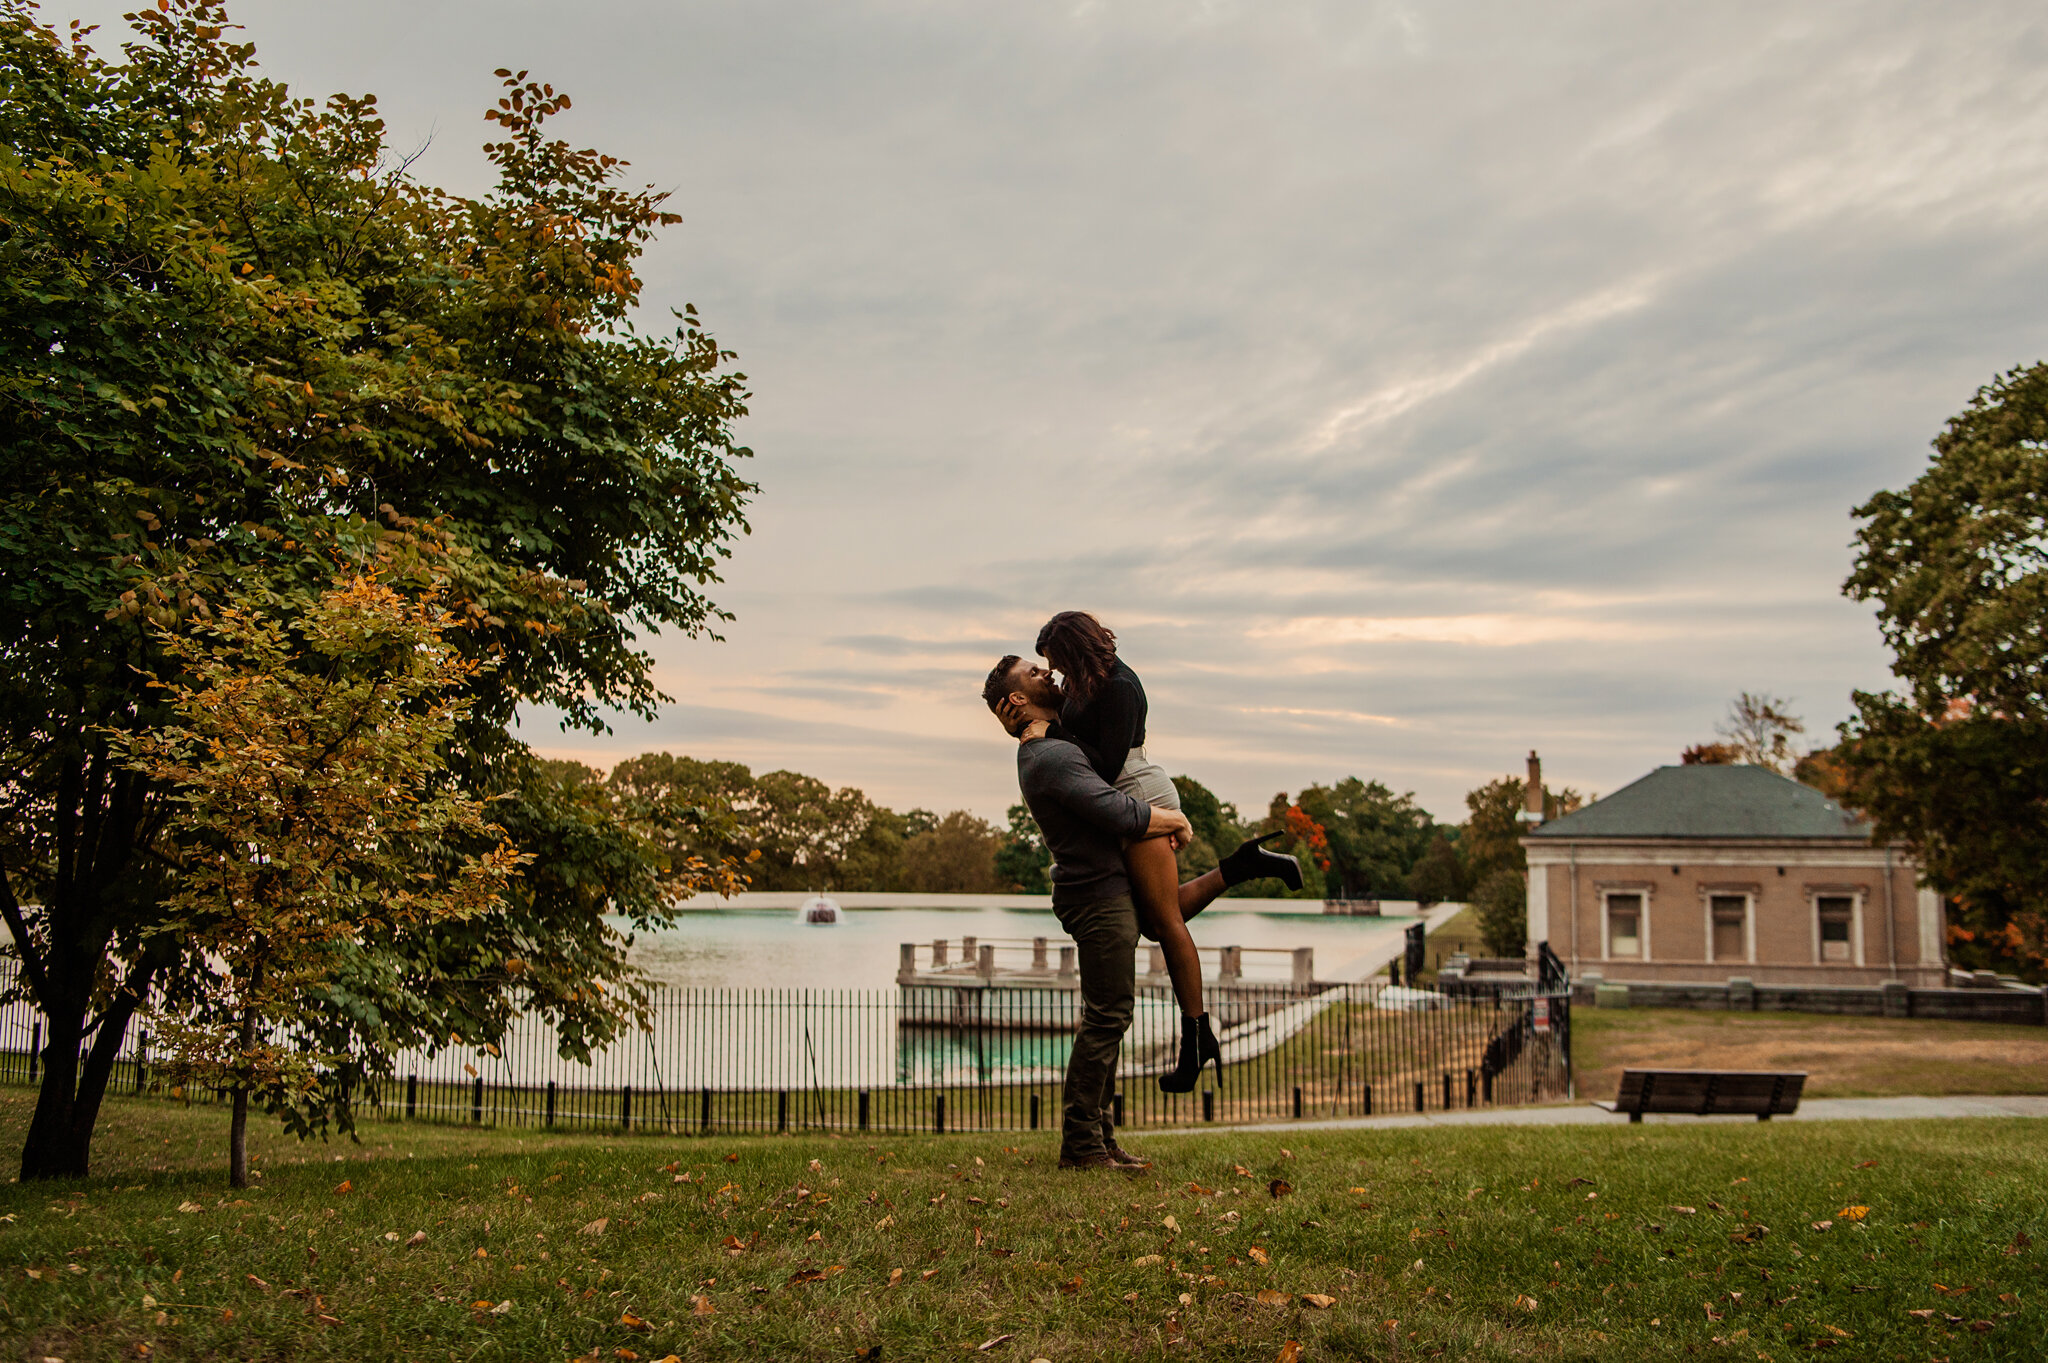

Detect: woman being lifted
1014,611,1301,1092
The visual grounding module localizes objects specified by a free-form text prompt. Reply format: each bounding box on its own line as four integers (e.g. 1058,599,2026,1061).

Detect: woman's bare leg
1127,836,1204,1017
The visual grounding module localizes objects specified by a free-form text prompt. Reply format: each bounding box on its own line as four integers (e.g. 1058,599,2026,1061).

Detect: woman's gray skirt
1115,747,1180,811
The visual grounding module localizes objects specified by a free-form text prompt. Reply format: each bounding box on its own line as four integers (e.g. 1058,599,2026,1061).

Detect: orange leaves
2006,1230,2033,1256
579,1218,609,1237
331,1180,352,1195
1514,1293,1540,1312
1247,1247,1270,1266
721,1236,747,1257
1276,1341,1304,1363
1268,1179,1293,1200
1836,1206,1869,1222
885,1268,904,1288
1256,1289,1292,1306
619,1311,651,1331
689,1294,714,1316
785,1266,845,1287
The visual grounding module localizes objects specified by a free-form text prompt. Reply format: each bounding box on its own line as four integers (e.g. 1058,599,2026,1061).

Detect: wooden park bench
1593,1068,1805,1123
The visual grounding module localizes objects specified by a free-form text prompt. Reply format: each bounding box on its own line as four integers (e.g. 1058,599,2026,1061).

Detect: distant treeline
552,755,1573,927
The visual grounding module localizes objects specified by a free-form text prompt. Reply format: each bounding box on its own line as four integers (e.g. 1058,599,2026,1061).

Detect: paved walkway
1146,1093,2048,1136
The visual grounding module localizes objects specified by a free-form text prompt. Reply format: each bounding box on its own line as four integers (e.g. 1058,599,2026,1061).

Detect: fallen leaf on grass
920,1269,942,1281
1247,1247,1270,1266
332,1180,352,1195
1907,1308,1936,1320
1729,1225,1768,1244
1300,1293,1336,1309
690,1294,714,1316
1164,1215,1179,1232
1825,1325,1853,1339
2005,1231,2033,1256
1233,1165,1253,1179
489,1300,512,1315
1837,1206,1868,1222
406,1230,427,1247
177,1202,203,1214
786,1266,847,1286
886,1268,903,1287
1810,1221,1833,1233
1855,1159,1877,1168
1669,1206,1695,1215
1268,1180,1292,1199
976,1334,1013,1351
1256,1289,1292,1306
1276,1341,1304,1363
853,1350,882,1362
1134,1255,1164,1267
1514,1293,1539,1312
1059,1275,1083,1295
724,1153,739,1163
580,1218,609,1237
619,1312,652,1331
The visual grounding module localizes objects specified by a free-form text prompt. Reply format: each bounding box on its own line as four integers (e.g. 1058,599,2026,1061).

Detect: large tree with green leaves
0,1,754,1178
1839,363,2048,981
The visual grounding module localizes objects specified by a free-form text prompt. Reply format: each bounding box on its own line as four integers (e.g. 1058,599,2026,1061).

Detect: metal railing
0,971,1572,1137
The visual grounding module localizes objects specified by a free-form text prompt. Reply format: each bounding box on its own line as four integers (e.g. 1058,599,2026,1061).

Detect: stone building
1521,761,1946,988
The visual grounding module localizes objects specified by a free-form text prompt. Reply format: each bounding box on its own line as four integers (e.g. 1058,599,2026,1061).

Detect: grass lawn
1,1086,2043,1360
1575,1008,2048,1101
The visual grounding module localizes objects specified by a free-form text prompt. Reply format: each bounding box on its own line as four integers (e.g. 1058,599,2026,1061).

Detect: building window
1710,895,1748,962
1817,895,1855,962
1606,893,1643,960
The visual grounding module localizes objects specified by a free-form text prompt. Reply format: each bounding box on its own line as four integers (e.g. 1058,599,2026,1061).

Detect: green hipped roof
1529,764,1871,841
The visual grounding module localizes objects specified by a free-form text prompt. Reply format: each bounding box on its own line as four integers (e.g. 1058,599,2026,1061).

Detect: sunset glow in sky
58,1,2048,821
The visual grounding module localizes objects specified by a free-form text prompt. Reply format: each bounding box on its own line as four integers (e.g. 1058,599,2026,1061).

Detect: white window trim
1602,889,1650,963
1702,891,1755,966
1810,889,1866,967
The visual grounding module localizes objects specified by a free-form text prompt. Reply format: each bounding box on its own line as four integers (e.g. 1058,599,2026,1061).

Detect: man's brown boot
1104,1140,1152,1171
1058,1149,1146,1173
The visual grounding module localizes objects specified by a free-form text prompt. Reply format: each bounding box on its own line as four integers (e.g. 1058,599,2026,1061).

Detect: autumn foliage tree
1838,363,2048,981
116,577,525,1187
0,2,754,1178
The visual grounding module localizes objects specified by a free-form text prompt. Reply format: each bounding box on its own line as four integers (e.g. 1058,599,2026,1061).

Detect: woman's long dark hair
1036,611,1118,708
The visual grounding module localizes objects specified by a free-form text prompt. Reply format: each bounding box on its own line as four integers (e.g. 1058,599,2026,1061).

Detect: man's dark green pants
1052,890,1138,1159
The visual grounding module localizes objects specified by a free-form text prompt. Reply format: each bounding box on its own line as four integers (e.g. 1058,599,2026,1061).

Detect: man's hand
1145,807,1193,851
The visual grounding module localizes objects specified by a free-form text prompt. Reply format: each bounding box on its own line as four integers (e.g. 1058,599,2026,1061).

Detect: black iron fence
0,968,1571,1136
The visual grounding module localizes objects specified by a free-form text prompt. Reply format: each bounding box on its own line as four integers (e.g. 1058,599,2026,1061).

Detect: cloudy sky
64,1,2048,822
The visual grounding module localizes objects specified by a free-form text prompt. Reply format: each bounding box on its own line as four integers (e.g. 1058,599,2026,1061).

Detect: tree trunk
229,1084,249,1189
228,1005,256,1188
17,949,164,1182
18,1005,89,1181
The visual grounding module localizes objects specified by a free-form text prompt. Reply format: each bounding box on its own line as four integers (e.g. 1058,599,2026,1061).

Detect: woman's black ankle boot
1218,831,1304,891
1159,1013,1208,1093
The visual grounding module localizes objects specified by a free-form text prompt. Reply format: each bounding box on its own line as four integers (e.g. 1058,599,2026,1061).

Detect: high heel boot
1218,830,1304,891
1159,1012,1222,1093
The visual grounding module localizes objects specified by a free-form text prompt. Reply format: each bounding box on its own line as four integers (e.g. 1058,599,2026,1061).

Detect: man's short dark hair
981,654,1023,713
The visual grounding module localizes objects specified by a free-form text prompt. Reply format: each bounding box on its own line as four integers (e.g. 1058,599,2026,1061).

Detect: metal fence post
1413,1079,1425,1113
471,1077,484,1125
135,1030,149,1094
545,1080,556,1129
620,1085,632,1132
1203,1089,1214,1122
1112,1091,1123,1129
405,1073,417,1120
700,1087,712,1133
1028,1093,1039,1130
777,1090,789,1133
859,1090,871,1131
1292,1086,1303,1119
1442,1072,1452,1109
934,1093,946,1134
28,1021,39,1083
1362,1083,1372,1117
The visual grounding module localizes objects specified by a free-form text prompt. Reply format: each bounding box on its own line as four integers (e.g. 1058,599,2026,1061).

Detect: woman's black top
1048,657,1147,785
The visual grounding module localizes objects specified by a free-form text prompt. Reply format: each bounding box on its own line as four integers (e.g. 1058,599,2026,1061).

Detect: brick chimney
1519,750,1544,826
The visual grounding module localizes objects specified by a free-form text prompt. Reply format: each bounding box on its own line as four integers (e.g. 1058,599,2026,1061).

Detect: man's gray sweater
1016,735,1153,908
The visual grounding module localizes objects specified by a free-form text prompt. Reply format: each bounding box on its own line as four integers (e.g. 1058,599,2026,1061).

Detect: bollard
1028,1094,1040,1130
1362,1083,1373,1117
777,1090,789,1133
620,1084,632,1132
1032,937,1048,970
1292,1086,1303,1120
471,1076,484,1125
1413,1079,1425,1113
1443,1072,1452,1109
545,1081,557,1129
1202,1089,1215,1122
405,1073,417,1120
859,1090,871,1131
1112,1092,1124,1129
701,1087,713,1132
935,1093,946,1135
